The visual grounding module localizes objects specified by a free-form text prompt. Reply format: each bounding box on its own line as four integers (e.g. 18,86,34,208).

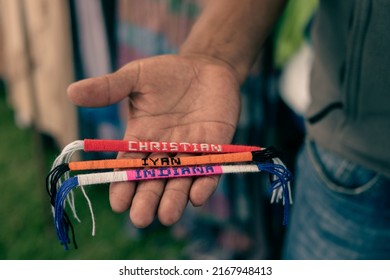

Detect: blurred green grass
0,83,185,259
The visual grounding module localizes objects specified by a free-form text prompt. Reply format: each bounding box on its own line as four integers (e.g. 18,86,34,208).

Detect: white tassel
51,140,85,222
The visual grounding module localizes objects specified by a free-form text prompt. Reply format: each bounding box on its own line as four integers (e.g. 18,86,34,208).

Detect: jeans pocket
307,141,379,195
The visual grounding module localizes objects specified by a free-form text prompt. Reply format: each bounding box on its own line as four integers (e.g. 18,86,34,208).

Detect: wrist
179,0,287,84
179,45,249,85
178,50,243,85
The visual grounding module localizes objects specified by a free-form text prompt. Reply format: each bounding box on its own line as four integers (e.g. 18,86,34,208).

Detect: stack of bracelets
46,139,293,250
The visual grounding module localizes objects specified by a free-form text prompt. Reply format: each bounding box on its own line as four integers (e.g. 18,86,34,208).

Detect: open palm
68,54,241,227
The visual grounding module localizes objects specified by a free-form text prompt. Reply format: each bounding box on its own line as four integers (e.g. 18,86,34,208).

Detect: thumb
67,62,140,107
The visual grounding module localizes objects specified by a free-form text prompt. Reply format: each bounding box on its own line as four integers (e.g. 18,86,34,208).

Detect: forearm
180,0,287,84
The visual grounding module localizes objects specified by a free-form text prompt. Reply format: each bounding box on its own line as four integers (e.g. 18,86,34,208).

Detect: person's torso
307,0,390,177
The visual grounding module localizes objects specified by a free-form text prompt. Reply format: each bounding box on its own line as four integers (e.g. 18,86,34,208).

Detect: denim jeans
283,140,390,259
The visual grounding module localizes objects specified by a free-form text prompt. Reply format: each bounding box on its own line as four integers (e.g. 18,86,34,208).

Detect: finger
189,175,220,207
129,178,166,228
67,62,140,107
158,177,192,226
109,150,145,213
128,152,167,228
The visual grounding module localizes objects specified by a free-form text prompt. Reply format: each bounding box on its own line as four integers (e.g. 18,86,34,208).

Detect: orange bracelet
68,151,256,171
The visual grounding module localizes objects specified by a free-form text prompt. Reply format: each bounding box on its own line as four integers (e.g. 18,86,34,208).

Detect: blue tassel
54,176,79,250
257,162,293,225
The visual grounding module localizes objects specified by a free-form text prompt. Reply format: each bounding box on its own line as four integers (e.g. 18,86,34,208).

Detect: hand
67,54,241,227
